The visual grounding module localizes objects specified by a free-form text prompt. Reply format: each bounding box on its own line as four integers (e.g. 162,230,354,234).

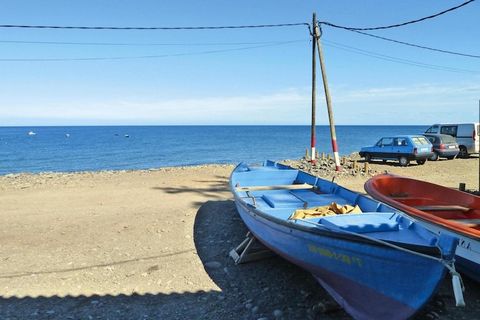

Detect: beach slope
0,159,479,319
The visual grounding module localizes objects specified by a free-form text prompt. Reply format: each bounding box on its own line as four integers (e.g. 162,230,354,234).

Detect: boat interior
232,162,440,247
368,176,480,232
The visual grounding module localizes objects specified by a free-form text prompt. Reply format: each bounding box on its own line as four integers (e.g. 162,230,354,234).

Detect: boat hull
365,174,480,282
234,199,446,320
411,219,480,282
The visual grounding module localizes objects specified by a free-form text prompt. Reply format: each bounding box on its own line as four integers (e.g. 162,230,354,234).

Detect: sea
0,125,428,175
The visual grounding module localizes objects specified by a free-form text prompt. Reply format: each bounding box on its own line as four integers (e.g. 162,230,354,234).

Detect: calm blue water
0,125,428,174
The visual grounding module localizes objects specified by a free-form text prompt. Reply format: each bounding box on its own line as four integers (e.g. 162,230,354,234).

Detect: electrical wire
0,39,306,47
322,39,478,74
0,22,310,30
336,29,480,59
319,0,475,31
0,39,307,62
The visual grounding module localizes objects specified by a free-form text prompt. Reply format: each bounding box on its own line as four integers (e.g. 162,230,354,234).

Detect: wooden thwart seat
236,183,314,192
414,205,470,212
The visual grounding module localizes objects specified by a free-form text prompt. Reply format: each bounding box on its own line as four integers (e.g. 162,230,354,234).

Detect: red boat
365,174,480,281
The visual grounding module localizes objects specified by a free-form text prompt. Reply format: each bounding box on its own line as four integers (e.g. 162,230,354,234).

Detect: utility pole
478,99,479,192
310,13,317,165
313,19,341,171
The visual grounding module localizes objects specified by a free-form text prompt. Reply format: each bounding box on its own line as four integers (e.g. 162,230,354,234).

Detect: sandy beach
1,157,479,319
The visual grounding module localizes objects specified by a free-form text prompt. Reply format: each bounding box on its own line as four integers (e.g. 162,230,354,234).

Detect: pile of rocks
282,153,378,178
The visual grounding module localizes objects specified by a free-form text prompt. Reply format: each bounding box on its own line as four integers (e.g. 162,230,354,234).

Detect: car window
418,137,430,145
380,138,394,146
412,137,430,145
394,138,408,146
425,136,435,144
441,135,456,143
440,126,457,137
425,125,438,133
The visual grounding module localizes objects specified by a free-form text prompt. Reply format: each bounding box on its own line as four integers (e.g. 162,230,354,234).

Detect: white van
425,123,479,157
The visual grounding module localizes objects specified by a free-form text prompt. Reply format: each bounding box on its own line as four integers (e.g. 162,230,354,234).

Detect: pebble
312,302,326,314
273,309,283,318
204,261,222,269
282,153,376,178
257,318,269,320
251,306,259,314
245,303,253,310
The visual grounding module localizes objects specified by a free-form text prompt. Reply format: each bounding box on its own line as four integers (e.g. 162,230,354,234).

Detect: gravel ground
0,159,479,319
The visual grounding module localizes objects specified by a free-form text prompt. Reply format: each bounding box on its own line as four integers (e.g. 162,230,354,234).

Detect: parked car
425,123,479,157
423,133,459,160
359,135,433,167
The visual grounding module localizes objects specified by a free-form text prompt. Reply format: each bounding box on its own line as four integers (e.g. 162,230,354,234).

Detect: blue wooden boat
230,161,464,320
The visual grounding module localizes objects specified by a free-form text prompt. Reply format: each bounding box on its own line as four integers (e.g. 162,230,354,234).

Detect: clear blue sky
0,0,478,125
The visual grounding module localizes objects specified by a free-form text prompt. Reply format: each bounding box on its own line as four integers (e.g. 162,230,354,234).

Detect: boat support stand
229,232,275,264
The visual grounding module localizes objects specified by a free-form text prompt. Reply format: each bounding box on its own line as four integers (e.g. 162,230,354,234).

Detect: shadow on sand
1,199,479,320
192,200,347,320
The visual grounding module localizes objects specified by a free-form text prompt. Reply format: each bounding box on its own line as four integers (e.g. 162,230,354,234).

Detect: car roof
430,123,479,126
387,135,425,138
423,133,453,137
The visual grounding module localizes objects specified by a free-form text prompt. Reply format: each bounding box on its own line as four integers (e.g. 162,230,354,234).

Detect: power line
0,22,310,31
347,30,480,59
323,39,478,74
0,40,306,62
0,39,306,47
320,0,475,31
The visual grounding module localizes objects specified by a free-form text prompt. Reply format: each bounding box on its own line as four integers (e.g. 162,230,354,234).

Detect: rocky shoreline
282,153,378,179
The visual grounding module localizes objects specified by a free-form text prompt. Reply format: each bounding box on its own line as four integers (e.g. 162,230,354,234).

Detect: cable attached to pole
319,0,475,31
0,22,310,31
333,29,480,59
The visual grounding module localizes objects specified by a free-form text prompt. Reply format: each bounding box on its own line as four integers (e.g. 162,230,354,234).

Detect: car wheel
364,153,372,162
429,152,439,161
399,156,409,167
458,146,468,158
417,159,426,165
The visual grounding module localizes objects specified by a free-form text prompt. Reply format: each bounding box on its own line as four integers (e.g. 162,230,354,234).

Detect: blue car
359,135,433,166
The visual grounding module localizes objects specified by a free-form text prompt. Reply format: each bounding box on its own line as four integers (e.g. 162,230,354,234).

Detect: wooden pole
313,21,341,171
310,13,317,165
478,99,479,191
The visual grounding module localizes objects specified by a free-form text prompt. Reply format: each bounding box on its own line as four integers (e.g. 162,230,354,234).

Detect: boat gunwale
230,164,442,257
365,173,480,240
